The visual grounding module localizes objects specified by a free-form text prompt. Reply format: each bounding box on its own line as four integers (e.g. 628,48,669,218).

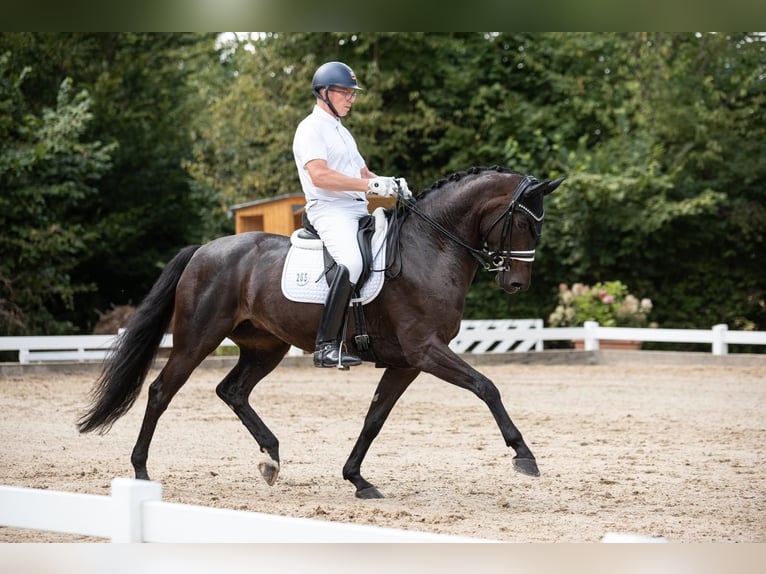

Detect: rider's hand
366,177,396,197
395,177,413,200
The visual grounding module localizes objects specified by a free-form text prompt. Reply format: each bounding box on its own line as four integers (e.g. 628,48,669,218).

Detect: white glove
367,177,396,197
395,177,412,200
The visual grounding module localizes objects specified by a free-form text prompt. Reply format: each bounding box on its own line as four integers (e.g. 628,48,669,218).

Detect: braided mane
385,165,528,279
415,165,523,201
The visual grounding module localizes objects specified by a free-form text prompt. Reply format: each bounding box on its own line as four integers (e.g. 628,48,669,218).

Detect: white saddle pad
280,208,388,305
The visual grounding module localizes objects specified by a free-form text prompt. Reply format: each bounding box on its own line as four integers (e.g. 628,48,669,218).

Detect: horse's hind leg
215,336,290,487
342,367,420,499
131,350,207,480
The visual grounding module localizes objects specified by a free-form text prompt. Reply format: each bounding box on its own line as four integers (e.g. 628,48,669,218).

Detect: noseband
397,175,541,274
477,174,538,272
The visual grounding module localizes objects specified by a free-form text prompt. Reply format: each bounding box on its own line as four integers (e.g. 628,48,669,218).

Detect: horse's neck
402,179,495,270
415,177,499,244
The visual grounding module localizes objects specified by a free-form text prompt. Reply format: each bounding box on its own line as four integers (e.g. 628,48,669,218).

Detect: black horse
78,166,563,499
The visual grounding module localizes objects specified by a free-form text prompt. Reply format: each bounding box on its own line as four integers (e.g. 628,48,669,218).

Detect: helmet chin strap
314,87,341,119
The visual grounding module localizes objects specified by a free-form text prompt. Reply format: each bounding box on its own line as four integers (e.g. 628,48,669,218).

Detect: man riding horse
292,61,411,369
77,61,565,497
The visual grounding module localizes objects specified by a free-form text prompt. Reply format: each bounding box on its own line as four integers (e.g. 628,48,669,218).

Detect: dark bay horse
78,166,563,499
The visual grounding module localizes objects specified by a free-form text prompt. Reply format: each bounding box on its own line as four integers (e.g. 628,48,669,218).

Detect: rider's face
326,87,356,117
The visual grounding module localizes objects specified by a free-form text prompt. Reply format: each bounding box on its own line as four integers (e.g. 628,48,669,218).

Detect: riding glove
366,177,397,197
395,178,413,199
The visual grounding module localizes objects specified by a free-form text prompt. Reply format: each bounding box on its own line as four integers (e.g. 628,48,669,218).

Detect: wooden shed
228,193,396,236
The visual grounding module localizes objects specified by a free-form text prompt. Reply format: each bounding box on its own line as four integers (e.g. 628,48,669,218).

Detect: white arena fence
0,478,487,543
450,320,765,355
0,320,764,364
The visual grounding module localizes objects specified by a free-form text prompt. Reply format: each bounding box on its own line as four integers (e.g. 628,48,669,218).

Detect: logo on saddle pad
280,208,388,305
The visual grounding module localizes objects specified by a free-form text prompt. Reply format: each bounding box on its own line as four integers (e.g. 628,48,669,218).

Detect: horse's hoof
513,456,540,477
258,459,280,486
356,486,385,499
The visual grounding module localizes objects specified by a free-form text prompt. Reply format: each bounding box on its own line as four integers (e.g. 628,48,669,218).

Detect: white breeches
305,199,369,284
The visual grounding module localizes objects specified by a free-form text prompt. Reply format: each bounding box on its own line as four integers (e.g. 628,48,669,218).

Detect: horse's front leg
343,367,420,499
412,340,540,477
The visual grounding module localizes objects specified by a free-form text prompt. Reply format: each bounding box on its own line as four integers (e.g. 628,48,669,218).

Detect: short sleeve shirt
293,105,367,203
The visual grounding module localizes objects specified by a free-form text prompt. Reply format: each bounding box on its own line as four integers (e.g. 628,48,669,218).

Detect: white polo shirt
293,105,367,203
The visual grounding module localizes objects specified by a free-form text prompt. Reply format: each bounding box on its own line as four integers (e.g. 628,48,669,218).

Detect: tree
0,33,221,333
0,55,115,334
539,33,766,330
2,33,764,335
459,33,765,331
187,33,504,209
187,33,766,332
69,33,221,330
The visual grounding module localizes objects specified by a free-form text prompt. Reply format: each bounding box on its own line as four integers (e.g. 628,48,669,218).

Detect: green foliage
185,33,309,214
1,33,764,337
0,56,115,334
68,34,223,326
0,33,221,333
457,33,765,332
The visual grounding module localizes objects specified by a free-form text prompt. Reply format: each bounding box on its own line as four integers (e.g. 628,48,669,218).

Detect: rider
293,61,409,369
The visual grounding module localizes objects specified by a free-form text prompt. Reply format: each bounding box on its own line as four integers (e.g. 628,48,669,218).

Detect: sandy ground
1,359,764,543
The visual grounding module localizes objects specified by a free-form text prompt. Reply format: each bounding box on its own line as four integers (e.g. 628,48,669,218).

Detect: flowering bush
548,281,654,328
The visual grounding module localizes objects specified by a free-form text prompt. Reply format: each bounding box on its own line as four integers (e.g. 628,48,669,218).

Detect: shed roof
227,193,305,218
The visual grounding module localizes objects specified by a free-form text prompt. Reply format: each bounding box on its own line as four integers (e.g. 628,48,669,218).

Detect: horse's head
483,173,564,294
400,166,563,295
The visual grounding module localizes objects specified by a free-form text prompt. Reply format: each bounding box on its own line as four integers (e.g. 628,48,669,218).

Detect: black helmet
311,61,362,99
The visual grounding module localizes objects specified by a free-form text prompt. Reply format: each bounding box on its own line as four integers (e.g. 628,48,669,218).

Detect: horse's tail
77,245,200,434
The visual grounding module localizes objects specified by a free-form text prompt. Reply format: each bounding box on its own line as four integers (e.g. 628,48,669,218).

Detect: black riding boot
314,265,362,369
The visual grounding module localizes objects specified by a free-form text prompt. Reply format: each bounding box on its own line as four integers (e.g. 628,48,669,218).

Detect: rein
394,175,538,273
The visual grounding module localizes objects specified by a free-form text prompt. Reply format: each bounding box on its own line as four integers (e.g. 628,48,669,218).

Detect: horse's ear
525,176,565,198
545,176,566,195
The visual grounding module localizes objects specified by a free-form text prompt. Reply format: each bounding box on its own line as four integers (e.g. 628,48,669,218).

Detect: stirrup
314,342,361,370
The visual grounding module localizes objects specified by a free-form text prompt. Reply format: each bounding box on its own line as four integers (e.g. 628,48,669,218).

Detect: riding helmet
311,61,362,99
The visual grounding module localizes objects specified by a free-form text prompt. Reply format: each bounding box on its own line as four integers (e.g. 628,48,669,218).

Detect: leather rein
395,175,539,273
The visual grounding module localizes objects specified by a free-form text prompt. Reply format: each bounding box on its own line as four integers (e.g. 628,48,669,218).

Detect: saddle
297,211,376,288
280,207,388,306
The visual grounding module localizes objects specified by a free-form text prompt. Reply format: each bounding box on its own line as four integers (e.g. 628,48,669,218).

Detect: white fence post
110,478,162,542
712,324,728,356
533,318,544,351
583,321,600,351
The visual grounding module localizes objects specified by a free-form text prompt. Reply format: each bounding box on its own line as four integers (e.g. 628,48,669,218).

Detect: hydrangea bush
548,281,654,328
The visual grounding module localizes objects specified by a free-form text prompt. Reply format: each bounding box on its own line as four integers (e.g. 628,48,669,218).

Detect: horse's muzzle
496,270,530,294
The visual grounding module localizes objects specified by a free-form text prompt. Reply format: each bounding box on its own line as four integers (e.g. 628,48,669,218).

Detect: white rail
451,321,766,355
542,321,766,355
1,321,764,363
449,319,545,353
0,479,487,543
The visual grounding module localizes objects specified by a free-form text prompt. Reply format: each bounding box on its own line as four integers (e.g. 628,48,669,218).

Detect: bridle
395,175,540,273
